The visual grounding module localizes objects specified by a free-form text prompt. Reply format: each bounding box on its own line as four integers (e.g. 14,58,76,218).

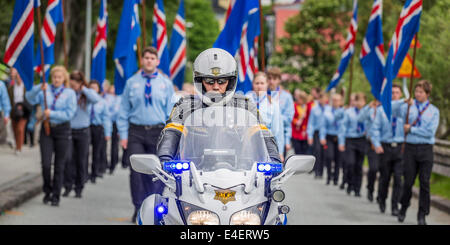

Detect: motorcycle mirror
130,154,162,175
284,155,315,174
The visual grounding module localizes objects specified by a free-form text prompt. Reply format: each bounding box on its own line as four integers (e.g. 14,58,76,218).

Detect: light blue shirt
320,106,344,140
357,105,378,139
70,87,102,129
370,103,405,148
338,107,366,146
247,91,284,154
26,84,77,124
104,93,121,122
0,82,11,118
91,98,112,137
392,100,439,145
272,88,294,147
307,103,325,139
117,71,175,140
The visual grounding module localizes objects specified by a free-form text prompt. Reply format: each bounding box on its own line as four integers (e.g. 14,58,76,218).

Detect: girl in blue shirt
25,66,77,206
247,72,284,162
63,71,101,198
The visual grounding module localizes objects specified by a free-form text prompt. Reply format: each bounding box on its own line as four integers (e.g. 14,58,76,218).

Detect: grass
361,156,450,200
415,173,450,200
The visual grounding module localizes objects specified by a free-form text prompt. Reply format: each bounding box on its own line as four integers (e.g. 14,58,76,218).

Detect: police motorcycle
131,106,315,225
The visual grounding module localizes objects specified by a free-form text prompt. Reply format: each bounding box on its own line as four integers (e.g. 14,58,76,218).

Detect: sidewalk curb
412,187,450,214
0,173,42,214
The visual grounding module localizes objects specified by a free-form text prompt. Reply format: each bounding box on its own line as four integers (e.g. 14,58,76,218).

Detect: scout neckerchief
355,107,365,134
90,104,95,123
332,107,339,130
142,71,158,106
50,85,65,110
411,100,430,127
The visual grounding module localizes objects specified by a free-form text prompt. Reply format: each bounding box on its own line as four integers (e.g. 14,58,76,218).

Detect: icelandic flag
214,0,260,94
113,0,141,95
34,0,64,82
213,0,255,57
236,6,260,94
91,0,108,86
381,0,422,119
3,0,40,91
326,0,358,92
152,0,170,77
168,0,186,90
360,0,384,101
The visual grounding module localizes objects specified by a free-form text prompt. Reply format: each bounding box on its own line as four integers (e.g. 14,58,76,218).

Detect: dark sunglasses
203,78,229,85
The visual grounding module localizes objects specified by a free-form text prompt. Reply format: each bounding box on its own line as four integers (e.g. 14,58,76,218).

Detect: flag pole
402,33,419,153
141,0,146,48
346,55,354,105
36,4,51,136
258,0,266,71
61,0,68,68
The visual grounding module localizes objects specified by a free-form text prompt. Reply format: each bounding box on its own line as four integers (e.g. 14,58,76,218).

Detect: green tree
269,0,348,92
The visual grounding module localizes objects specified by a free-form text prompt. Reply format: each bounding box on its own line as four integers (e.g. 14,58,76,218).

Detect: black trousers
345,137,367,193
378,143,403,209
128,124,165,210
311,131,324,177
90,125,105,178
39,122,71,197
99,133,107,174
64,127,90,193
292,138,308,155
366,140,380,194
324,135,340,183
401,143,433,216
110,122,119,172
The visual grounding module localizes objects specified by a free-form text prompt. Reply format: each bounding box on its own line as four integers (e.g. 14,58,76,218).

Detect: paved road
1,163,450,225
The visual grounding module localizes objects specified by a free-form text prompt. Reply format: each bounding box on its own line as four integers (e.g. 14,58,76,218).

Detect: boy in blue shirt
393,80,440,225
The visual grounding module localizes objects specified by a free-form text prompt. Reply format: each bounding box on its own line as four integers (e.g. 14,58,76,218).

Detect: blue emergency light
163,160,190,174
156,204,168,215
257,162,283,174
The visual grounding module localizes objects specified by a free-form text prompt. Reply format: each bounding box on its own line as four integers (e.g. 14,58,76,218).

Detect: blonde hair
50,65,70,87
253,72,267,82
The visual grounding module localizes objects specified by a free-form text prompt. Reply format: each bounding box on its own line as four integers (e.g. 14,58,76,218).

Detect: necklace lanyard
254,93,266,110
412,101,430,127
51,85,65,110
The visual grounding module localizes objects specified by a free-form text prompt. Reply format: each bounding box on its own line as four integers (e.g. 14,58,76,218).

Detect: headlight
230,210,261,225
230,203,267,225
188,210,220,225
179,201,220,225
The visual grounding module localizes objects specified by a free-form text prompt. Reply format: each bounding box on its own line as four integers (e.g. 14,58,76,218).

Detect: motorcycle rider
156,48,281,164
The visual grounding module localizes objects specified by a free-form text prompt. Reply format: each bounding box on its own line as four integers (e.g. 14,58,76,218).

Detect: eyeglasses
203,78,229,85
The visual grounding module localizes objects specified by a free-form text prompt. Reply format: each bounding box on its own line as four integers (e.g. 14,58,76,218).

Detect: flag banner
326,0,358,92
360,0,384,101
381,0,422,119
3,0,39,91
152,0,170,77
169,0,186,90
214,0,260,94
91,0,108,86
113,0,141,95
34,0,64,82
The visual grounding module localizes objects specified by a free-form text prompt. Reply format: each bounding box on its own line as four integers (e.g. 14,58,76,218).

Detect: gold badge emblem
211,67,221,76
214,189,236,204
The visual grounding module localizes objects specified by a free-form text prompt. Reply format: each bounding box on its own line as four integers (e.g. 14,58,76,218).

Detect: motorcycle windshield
178,106,270,171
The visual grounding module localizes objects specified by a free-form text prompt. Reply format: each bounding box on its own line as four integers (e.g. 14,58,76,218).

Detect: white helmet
193,48,237,106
